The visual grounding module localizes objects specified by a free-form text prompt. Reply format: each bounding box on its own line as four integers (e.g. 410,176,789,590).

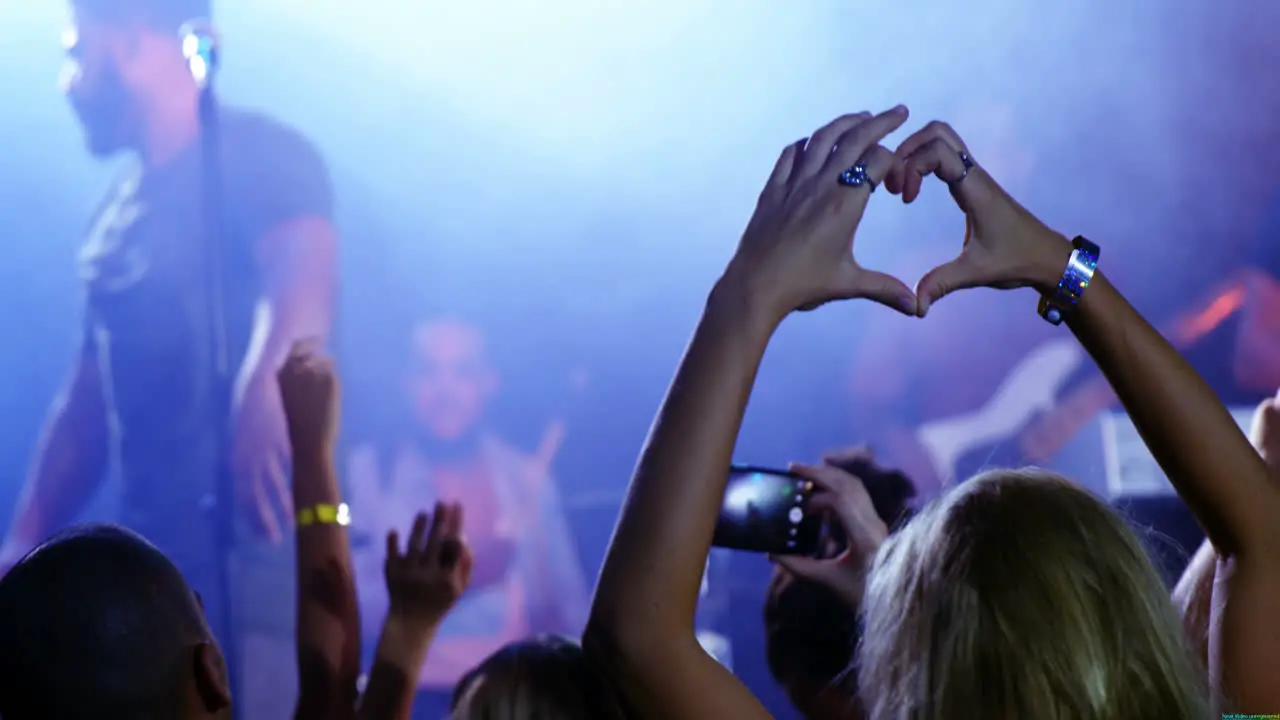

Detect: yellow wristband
297,502,351,527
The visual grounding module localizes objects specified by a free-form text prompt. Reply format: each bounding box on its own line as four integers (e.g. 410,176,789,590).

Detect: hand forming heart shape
722,111,1073,324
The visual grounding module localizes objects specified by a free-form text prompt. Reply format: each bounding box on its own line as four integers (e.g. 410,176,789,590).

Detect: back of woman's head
451,635,625,720
857,468,1206,720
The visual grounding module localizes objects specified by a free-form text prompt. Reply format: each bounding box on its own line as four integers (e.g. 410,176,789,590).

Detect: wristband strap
297,502,351,527
1038,235,1099,325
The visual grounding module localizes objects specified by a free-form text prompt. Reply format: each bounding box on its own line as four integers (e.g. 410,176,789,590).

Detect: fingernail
891,104,907,114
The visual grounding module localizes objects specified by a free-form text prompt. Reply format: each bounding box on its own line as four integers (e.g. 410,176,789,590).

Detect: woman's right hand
721,106,917,322
884,120,1074,316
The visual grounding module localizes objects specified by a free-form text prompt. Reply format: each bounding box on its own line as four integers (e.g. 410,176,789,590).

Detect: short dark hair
763,454,917,693
74,0,213,33
827,453,916,532
0,524,212,719
764,569,858,690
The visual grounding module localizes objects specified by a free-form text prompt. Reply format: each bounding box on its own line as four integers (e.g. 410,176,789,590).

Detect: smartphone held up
711,465,823,556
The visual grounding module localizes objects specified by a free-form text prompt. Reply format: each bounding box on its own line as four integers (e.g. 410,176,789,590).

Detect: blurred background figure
346,316,589,719
0,3,336,716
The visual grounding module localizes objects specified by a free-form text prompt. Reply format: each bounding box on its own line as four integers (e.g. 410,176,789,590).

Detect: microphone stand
185,24,241,715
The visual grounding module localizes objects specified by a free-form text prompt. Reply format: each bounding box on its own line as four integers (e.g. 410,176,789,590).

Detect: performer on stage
346,316,590,720
0,0,337,647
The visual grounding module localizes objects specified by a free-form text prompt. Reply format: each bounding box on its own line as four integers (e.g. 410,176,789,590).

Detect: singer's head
61,0,212,159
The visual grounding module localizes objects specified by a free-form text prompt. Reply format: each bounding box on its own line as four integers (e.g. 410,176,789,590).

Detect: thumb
844,265,917,316
915,254,985,317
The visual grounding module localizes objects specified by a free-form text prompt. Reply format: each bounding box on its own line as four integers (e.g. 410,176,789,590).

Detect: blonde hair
857,469,1207,719
450,635,626,720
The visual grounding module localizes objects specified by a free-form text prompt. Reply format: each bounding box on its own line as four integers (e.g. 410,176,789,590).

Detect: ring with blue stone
838,162,874,191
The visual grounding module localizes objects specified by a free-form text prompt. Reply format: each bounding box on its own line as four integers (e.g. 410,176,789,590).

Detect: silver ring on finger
837,161,876,192
954,151,975,183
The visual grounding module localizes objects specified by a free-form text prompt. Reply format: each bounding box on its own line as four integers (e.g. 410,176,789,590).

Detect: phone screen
711,466,821,556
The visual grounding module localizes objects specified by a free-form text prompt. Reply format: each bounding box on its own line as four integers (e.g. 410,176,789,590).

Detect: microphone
179,19,220,89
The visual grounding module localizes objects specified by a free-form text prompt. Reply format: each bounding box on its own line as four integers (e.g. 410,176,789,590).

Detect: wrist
291,454,341,508
708,271,786,337
1027,229,1074,295
376,611,439,666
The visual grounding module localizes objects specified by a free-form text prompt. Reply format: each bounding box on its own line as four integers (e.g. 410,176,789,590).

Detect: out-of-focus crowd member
357,503,472,720
278,343,361,718
0,525,232,719
0,344,356,720
450,635,627,719
762,450,915,720
346,316,589,718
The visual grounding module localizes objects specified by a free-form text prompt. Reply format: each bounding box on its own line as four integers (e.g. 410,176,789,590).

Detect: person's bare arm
241,218,338,385
585,107,915,719
897,119,1280,712
583,283,781,719
1173,391,1280,676
280,346,360,720
357,505,471,720
1,332,109,565
1068,273,1279,556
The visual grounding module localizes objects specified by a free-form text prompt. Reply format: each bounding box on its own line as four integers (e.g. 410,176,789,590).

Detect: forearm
293,451,360,719
239,290,334,389
1068,271,1278,554
587,279,777,651
6,399,108,550
357,615,437,720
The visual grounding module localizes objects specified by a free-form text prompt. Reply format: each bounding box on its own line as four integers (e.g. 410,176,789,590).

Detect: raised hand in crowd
358,503,472,720
772,463,887,609
899,119,1280,712
584,106,913,720
278,342,361,720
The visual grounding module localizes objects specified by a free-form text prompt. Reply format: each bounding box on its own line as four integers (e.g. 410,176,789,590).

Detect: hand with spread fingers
385,501,473,631
883,120,1073,316
773,463,889,609
724,106,918,320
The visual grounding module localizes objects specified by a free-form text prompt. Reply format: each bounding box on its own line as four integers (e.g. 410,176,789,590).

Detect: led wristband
1038,236,1099,325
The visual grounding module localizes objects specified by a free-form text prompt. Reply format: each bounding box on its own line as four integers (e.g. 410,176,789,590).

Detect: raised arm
357,504,471,720
279,344,361,720
895,120,1280,711
584,107,915,719
1,324,110,570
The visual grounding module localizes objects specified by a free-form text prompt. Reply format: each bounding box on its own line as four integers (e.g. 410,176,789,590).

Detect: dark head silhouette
0,524,231,719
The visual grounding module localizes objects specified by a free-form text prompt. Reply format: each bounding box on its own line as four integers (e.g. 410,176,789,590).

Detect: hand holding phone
711,466,823,556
